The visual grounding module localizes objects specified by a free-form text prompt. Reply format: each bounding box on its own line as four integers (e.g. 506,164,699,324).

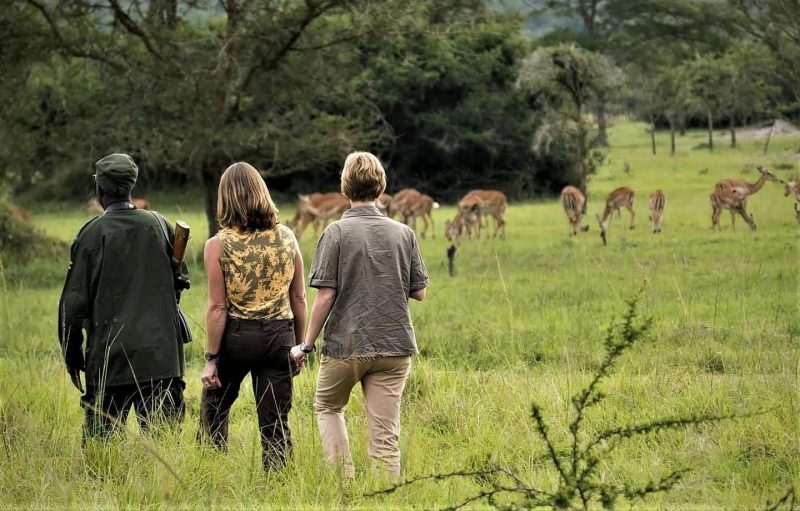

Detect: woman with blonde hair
291,152,428,478
200,162,306,470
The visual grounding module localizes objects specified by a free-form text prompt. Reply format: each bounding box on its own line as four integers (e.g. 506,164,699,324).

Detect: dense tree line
1,0,798,234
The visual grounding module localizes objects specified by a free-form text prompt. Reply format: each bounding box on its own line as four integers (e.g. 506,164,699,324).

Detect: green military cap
94,153,138,196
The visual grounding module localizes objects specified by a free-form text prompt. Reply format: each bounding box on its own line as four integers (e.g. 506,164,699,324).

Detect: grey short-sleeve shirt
309,204,429,358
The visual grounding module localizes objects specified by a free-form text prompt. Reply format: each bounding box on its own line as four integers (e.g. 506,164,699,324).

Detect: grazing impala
596,187,635,245
783,180,799,224
711,165,782,231
446,194,484,242
648,190,666,234
560,186,589,236
463,189,507,239
288,192,349,239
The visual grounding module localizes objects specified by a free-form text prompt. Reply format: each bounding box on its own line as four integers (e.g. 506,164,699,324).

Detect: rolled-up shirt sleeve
409,234,428,291
309,227,340,289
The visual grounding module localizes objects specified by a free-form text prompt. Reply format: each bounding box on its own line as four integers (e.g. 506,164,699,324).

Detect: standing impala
463,189,507,239
711,165,782,231
648,190,666,234
596,187,635,245
560,186,589,236
404,193,439,239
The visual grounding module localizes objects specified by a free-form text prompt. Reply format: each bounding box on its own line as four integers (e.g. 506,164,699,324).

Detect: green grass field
1,123,798,509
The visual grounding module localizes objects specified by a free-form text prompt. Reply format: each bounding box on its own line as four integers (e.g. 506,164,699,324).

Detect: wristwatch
204,352,219,361
299,343,316,354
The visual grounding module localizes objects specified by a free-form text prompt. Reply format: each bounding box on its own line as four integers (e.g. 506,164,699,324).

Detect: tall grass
1,123,798,508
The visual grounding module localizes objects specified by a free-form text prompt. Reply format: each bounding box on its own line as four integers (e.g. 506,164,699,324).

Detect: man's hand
68,367,84,393
201,361,221,390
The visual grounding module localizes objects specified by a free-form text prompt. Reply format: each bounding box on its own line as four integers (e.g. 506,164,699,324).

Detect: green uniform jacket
58,206,187,387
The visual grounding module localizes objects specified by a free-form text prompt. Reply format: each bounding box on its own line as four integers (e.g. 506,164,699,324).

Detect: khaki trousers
314,355,412,477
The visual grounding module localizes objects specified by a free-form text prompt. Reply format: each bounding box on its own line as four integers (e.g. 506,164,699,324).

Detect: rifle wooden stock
172,220,190,271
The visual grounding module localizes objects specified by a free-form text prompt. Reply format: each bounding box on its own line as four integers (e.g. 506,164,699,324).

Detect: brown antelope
6,203,31,222
710,187,754,231
711,166,782,231
86,198,104,215
404,193,439,239
390,188,439,238
560,186,589,236
85,197,149,214
132,198,150,210
783,180,800,224
377,193,393,216
446,194,484,242
289,192,349,239
648,190,666,234
596,187,635,245
463,189,507,239
388,188,420,219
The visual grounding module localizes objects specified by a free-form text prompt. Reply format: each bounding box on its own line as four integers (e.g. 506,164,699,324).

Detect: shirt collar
104,201,135,214
342,204,382,218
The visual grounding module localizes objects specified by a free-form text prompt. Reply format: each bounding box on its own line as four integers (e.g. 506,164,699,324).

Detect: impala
289,192,349,239
711,166,781,231
596,187,635,245
404,193,439,239
710,187,754,231
387,188,418,219
376,193,393,216
86,197,150,214
463,189,507,239
648,190,666,234
132,198,150,210
784,180,800,224
560,186,589,236
391,188,439,238
446,194,483,242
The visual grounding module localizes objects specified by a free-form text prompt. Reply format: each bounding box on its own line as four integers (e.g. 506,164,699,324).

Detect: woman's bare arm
202,237,226,389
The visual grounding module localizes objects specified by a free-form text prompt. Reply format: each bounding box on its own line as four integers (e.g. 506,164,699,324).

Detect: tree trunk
576,108,589,207
595,93,609,147
202,168,220,238
650,116,657,155
707,112,714,152
730,125,737,148
669,118,676,155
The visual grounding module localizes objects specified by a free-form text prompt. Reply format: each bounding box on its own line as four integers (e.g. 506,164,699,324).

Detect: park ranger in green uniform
58,153,189,438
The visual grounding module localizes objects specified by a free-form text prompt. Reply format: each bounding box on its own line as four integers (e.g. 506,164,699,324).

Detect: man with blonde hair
291,151,428,478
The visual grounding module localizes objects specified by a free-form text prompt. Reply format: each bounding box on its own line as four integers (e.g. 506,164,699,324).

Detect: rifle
172,220,191,292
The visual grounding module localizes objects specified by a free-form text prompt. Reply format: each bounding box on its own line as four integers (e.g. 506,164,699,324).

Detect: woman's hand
201,360,221,390
290,345,307,366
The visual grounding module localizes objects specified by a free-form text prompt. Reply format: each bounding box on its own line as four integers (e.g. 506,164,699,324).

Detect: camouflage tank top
218,224,297,320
